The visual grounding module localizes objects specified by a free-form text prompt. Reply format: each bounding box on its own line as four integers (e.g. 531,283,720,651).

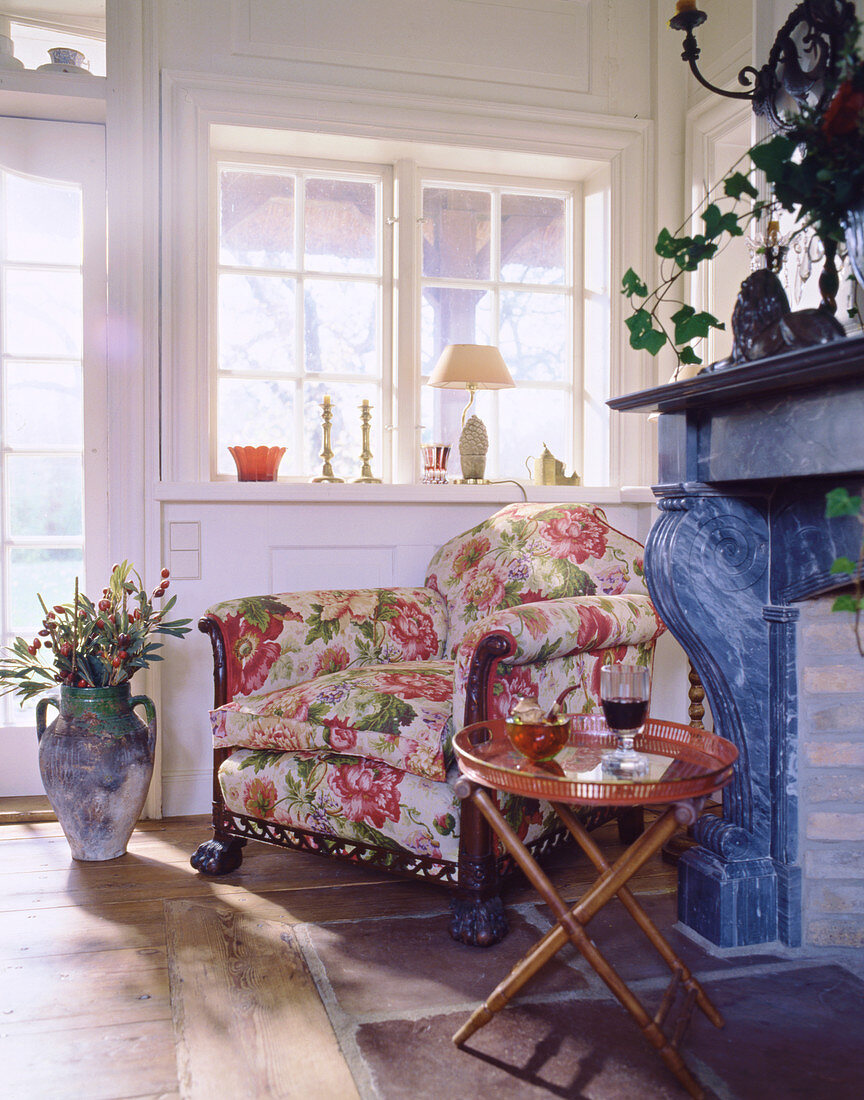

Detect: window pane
6,455,83,537
305,178,378,275
219,273,295,373
8,547,83,635
420,386,472,451
4,361,83,448
499,291,568,382
217,377,294,475
5,174,81,266
420,287,492,373
500,194,566,285
304,280,378,375
303,381,381,480
3,269,82,357
220,169,295,269
497,388,570,481
422,187,491,279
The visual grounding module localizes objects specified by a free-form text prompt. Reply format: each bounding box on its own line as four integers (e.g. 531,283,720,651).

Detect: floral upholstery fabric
205,503,666,867
452,595,665,726
212,660,454,782
426,502,648,658
219,749,561,865
204,587,448,700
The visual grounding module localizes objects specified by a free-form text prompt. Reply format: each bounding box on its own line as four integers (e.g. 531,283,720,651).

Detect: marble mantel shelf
609,336,864,949
611,332,864,416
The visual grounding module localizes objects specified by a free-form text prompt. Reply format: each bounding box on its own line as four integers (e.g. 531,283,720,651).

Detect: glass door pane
0,117,107,794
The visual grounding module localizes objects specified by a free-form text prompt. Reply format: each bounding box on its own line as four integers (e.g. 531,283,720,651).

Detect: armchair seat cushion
218,748,564,865
211,660,455,781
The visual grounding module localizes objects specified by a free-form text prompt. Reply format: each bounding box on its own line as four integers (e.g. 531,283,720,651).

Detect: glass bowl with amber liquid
505,714,571,763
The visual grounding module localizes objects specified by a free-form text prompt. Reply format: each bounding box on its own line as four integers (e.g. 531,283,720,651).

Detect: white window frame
211,153,587,484
412,167,581,483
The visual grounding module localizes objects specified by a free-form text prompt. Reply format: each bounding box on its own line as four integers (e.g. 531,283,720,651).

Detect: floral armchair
191,503,665,945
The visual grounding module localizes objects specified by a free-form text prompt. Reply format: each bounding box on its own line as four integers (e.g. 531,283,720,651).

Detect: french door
0,117,108,794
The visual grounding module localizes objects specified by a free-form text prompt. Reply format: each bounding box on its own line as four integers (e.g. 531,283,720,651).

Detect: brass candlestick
353,399,381,483
311,397,344,483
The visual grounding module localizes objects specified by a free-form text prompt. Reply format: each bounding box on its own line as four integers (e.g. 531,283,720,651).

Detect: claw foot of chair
190,834,246,875
448,894,508,947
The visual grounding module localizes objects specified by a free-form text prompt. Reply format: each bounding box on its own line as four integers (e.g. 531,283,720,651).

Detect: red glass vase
229,445,286,481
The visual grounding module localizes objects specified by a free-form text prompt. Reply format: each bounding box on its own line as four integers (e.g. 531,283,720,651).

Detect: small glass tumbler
421,444,451,484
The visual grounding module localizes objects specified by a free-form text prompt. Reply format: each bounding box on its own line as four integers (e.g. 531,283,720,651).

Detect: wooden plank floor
0,814,675,1099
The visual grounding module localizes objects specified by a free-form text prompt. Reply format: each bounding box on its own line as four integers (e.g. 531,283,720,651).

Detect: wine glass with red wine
600,665,650,779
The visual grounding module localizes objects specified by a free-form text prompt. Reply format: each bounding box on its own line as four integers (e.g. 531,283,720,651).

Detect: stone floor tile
305,909,589,1016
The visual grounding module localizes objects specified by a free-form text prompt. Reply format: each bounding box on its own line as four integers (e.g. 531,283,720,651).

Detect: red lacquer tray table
452,716,738,1100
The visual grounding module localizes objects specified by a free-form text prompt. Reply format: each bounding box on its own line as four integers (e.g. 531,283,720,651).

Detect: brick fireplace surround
612,336,864,949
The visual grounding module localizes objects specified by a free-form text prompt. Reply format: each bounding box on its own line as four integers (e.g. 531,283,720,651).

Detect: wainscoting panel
270,545,398,592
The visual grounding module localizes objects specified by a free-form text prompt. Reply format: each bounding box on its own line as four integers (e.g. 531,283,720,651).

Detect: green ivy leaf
671,305,724,345
678,345,702,365
677,236,720,272
621,268,649,298
826,487,862,517
723,171,758,200
701,203,744,240
655,227,690,259
830,557,858,575
749,136,798,181
832,594,858,613
625,309,668,355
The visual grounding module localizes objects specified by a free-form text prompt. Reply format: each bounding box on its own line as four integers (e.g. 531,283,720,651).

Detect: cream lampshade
427,344,515,484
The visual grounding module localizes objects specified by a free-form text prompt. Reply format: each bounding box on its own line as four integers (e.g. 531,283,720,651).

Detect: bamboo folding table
452,716,738,1100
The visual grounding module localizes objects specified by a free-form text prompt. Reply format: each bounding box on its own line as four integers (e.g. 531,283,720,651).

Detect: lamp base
453,478,491,485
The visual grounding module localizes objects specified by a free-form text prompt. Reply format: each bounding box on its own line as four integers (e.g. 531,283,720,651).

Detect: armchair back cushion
204,587,448,700
425,503,648,658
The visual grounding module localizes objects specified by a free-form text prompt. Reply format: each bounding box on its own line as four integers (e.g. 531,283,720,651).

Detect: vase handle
35,695,60,743
130,694,158,756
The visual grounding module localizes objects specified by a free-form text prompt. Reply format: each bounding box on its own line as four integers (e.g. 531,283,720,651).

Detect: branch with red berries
0,561,192,703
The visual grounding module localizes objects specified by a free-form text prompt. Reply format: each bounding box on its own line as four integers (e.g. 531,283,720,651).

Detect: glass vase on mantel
843,204,864,291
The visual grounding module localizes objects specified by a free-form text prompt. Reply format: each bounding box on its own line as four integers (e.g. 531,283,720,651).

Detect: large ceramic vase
843,204,864,291
36,683,157,861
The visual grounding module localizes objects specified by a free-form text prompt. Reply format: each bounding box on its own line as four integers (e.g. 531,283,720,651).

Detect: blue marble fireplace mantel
610,335,864,947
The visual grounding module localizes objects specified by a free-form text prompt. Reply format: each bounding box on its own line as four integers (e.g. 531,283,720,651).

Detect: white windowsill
153,481,656,505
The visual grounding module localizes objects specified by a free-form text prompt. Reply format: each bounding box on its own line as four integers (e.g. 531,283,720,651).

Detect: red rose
543,513,608,564
367,670,452,702
589,646,628,699
822,79,864,138
328,762,402,828
388,600,440,660
491,665,538,719
226,613,282,695
574,604,619,651
328,726,358,751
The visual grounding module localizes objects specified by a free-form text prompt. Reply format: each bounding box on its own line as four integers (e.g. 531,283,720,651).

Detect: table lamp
427,344,515,483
